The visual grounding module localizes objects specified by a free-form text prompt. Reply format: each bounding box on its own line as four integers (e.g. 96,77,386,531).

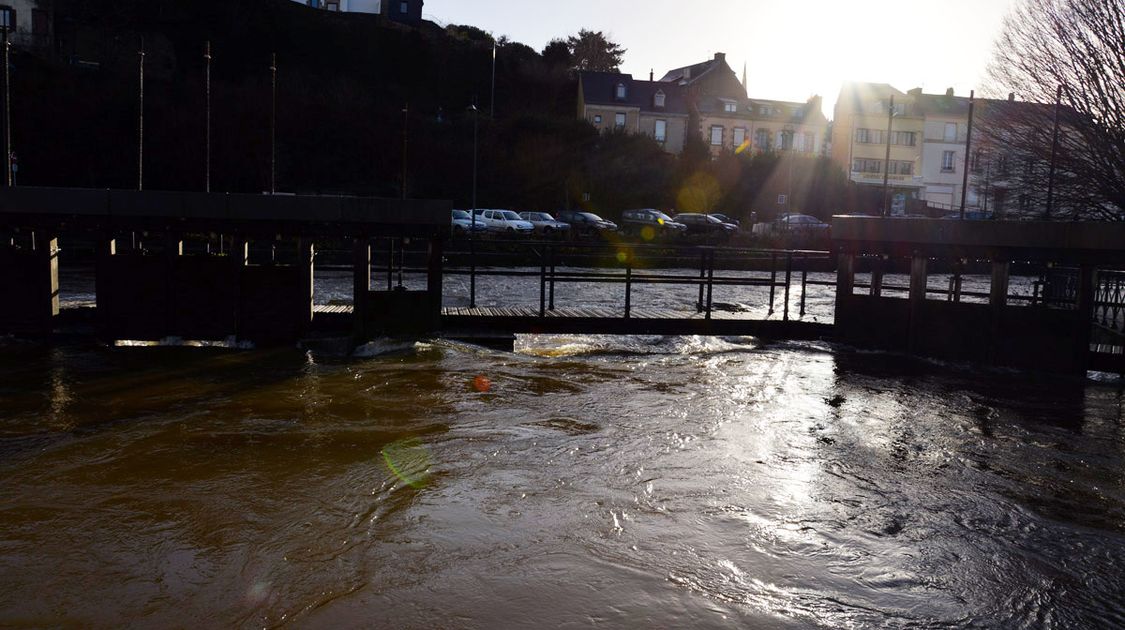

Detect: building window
759,106,769,115
853,159,882,174
32,8,48,35
892,131,916,146
755,129,769,149
326,1,339,9
944,123,957,142
615,113,626,129
794,107,806,118
615,83,627,100
855,128,869,144
780,130,793,150
803,132,815,152
0,6,13,32
654,90,665,108
593,115,602,125
888,160,913,175
400,1,409,13
654,120,667,143
723,101,737,113
733,127,746,147
972,149,984,173
942,151,955,172
308,0,320,8
710,126,724,146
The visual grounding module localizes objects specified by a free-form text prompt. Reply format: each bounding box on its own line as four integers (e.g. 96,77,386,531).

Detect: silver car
518,212,572,235
473,209,535,234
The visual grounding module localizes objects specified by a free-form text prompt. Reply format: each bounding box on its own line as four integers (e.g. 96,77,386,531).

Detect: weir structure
0,187,448,344
832,216,1125,375
2,187,1123,375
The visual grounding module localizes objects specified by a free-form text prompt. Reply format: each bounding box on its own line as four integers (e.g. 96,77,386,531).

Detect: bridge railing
437,239,835,321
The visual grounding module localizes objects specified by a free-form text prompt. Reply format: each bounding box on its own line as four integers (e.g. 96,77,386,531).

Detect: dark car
620,209,687,239
556,210,619,238
709,213,741,227
673,213,738,238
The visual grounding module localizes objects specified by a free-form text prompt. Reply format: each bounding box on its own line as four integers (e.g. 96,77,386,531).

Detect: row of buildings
579,52,1049,215
292,0,424,25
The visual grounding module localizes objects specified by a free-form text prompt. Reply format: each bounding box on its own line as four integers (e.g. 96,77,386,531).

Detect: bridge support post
1075,265,1096,372
353,237,371,339
907,253,928,353
834,252,855,318
987,259,1010,364
427,236,443,325
1,230,60,335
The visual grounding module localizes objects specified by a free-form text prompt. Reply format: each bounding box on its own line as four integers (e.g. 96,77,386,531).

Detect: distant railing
438,240,834,322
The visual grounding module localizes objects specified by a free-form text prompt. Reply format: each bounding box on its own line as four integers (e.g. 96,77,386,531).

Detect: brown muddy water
1,269,1123,628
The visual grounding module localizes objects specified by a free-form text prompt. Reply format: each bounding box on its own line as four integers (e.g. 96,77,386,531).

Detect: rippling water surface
1,333,1123,629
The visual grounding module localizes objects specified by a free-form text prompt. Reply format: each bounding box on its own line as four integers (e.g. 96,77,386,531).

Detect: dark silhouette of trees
985,0,1124,220
566,30,625,72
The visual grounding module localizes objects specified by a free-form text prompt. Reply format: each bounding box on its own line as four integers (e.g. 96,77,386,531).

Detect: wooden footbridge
2,186,1124,375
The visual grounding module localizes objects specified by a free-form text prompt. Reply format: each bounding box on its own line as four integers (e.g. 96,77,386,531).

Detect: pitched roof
579,71,690,115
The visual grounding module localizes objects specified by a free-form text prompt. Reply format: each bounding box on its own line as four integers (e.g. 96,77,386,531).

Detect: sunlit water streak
0,267,1120,628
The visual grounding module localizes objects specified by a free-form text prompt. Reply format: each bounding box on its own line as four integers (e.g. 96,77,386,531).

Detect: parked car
620,209,687,239
941,211,994,220
775,213,831,233
472,209,535,234
673,213,738,238
555,210,619,238
452,209,490,235
518,211,572,236
709,213,741,227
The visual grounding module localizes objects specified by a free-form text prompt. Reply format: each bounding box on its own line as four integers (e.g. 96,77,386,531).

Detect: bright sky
423,0,1018,118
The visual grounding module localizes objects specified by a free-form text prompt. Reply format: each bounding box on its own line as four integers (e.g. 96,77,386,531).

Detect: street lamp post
1,10,11,188
270,53,277,195
881,95,895,217
401,103,409,200
138,37,145,191
204,41,211,193
468,101,479,309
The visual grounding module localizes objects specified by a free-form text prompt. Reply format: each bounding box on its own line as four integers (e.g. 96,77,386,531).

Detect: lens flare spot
640,226,656,241
381,438,432,489
616,251,628,263
472,375,491,392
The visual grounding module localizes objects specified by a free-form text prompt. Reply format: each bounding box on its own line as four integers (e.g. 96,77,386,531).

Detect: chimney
908,87,922,96
945,87,954,97
1008,92,1016,102
649,69,654,82
683,67,691,80
714,52,726,63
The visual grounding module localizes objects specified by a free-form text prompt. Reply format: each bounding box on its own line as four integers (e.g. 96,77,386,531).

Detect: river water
1,269,1124,628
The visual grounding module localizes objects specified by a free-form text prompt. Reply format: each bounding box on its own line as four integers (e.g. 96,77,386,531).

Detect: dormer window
723,102,737,113
654,90,666,108
615,83,627,100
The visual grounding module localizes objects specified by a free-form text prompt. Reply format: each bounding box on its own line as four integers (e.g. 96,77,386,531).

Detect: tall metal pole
138,37,145,191
490,41,497,119
959,90,975,220
881,94,894,217
204,41,211,193
2,22,10,188
470,101,478,219
1045,84,1062,220
270,52,277,195
401,103,408,200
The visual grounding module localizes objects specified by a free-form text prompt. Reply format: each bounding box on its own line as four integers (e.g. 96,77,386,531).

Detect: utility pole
470,100,478,216
1045,85,1062,220
204,41,211,193
490,41,497,119
270,53,277,195
401,103,409,200
881,95,894,217
959,90,975,220
2,15,11,188
137,36,146,192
